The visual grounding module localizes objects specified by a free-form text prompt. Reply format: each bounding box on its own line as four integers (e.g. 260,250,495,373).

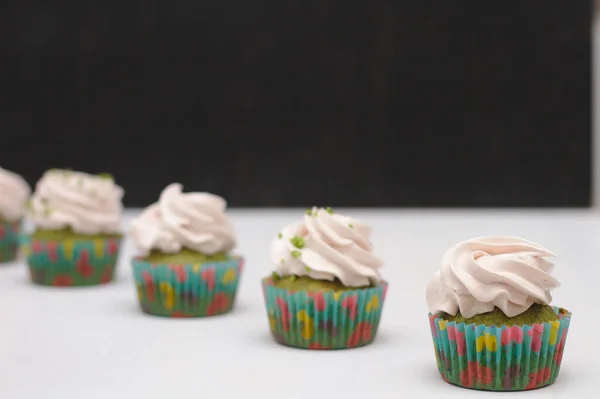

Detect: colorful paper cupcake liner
262,277,388,350
0,220,22,264
428,306,571,391
23,237,122,286
132,255,244,318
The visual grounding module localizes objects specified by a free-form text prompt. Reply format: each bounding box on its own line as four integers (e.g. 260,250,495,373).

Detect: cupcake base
24,237,121,286
262,277,388,350
429,307,571,391
0,220,22,264
132,255,244,318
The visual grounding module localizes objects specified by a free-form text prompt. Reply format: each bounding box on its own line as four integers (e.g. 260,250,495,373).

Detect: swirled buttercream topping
270,207,383,287
426,236,560,318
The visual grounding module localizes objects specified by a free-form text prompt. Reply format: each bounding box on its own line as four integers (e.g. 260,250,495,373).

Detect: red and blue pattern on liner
428,306,571,391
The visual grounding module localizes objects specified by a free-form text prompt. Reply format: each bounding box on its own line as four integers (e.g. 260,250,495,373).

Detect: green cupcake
130,183,243,318
426,236,572,391
262,206,388,350
25,169,124,286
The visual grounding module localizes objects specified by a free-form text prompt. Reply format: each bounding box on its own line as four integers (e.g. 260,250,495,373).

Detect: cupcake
0,167,30,263
262,207,388,350
24,169,124,286
426,237,571,391
130,183,243,318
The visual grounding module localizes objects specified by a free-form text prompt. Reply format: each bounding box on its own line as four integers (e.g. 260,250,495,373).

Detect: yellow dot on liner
136,283,143,301
297,310,314,340
160,282,175,309
366,295,380,312
63,239,76,260
93,239,104,258
549,321,561,345
476,333,497,353
222,268,236,284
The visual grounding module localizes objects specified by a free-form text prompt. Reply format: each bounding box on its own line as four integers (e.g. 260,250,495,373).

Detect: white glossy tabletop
0,209,597,398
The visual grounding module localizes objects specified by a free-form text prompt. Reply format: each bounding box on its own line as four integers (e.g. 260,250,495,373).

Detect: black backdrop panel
0,1,591,207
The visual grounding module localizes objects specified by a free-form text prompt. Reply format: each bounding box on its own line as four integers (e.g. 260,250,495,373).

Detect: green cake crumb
439,304,559,327
290,250,302,259
271,275,371,292
32,228,122,241
96,173,113,180
290,236,305,249
325,207,333,214
143,248,228,264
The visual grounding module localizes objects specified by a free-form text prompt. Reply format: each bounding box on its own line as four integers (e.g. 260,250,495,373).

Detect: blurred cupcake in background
24,169,124,286
262,207,388,350
130,183,243,318
0,167,30,263
426,237,571,391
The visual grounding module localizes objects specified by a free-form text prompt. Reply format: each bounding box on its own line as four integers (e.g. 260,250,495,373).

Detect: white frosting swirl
28,170,124,234
270,207,383,287
0,167,30,221
130,183,236,255
426,236,560,318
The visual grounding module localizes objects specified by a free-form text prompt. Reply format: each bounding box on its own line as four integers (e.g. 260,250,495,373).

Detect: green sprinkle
277,233,282,239
290,236,305,249
304,266,311,272
271,271,281,281
97,173,113,180
306,209,312,216
291,250,301,259
280,258,285,264
314,211,318,216
326,207,333,214
348,223,354,228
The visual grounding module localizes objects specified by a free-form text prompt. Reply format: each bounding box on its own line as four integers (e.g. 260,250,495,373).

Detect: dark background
0,1,592,207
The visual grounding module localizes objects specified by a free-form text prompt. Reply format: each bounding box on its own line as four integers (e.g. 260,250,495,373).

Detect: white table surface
1,209,597,398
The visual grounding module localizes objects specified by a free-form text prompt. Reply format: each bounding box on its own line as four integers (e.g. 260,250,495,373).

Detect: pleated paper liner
23,236,122,286
429,306,571,391
262,277,388,350
0,220,22,264
132,255,244,318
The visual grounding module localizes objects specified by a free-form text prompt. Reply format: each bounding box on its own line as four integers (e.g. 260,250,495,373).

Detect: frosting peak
426,236,560,318
0,167,30,221
130,183,236,255
28,170,124,234
270,207,383,287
